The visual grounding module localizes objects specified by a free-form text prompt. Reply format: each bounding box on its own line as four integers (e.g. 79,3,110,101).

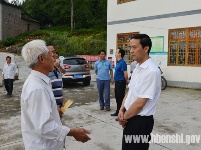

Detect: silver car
62,57,91,86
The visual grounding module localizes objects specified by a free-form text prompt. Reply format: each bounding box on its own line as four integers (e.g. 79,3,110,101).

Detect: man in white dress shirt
2,56,18,96
21,40,91,150
118,34,161,150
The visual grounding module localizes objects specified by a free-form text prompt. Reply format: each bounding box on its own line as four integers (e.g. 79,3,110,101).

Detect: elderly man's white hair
22,40,49,68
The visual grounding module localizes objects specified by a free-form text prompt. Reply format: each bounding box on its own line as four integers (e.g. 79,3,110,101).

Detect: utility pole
71,0,74,33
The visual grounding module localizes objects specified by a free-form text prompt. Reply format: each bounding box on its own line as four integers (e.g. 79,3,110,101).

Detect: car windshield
63,58,87,65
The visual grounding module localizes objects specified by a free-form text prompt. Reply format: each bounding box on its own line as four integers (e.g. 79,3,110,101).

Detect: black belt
135,115,153,117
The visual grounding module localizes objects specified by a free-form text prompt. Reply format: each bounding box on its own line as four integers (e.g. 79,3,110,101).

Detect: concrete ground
0,54,201,150
61,87,201,150
1,85,201,149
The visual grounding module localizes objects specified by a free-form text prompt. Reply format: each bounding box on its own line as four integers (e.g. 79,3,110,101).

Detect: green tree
1,0,9,3
22,0,107,29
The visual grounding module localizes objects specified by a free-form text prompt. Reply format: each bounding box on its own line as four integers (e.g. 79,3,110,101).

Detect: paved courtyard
0,82,201,150
0,53,201,150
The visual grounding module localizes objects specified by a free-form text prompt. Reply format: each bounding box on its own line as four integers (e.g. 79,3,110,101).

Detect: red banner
78,55,115,68
78,55,99,62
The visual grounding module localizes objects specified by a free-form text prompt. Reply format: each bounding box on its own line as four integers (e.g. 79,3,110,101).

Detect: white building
107,0,201,89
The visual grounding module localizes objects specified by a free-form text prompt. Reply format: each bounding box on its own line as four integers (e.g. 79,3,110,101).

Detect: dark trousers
115,81,126,114
4,79,14,95
122,115,154,150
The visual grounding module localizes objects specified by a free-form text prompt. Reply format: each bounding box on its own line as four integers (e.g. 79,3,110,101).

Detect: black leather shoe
111,112,118,116
105,107,110,111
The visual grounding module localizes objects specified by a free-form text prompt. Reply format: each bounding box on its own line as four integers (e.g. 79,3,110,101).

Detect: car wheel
83,80,90,86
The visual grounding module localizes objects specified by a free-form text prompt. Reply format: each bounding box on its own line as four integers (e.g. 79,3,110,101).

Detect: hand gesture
68,128,91,143
54,62,60,67
118,111,127,128
110,78,114,85
62,97,67,107
57,106,63,117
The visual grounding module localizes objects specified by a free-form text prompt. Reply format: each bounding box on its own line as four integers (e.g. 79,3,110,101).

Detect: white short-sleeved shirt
21,70,70,150
2,62,18,79
124,58,161,116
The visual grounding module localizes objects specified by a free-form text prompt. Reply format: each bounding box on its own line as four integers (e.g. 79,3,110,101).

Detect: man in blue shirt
94,50,114,111
111,48,128,121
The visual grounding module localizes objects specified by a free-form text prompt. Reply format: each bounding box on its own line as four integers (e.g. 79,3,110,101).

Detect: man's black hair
130,34,152,54
98,50,106,55
118,48,125,58
6,56,11,60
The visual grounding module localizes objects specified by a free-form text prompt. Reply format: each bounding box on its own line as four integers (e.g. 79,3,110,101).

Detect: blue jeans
96,79,110,108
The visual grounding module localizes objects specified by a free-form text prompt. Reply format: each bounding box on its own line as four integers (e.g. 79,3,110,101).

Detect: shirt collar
99,59,106,62
117,59,123,63
138,58,152,69
31,70,51,84
5,62,14,65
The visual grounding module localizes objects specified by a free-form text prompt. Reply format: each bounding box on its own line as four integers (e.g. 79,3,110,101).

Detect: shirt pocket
104,64,110,70
135,83,141,95
97,63,102,70
131,80,142,96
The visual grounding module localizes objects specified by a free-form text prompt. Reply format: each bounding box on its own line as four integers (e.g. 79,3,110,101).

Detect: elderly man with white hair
21,40,91,150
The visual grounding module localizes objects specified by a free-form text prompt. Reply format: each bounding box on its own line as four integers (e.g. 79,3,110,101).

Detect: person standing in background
94,50,114,111
47,43,65,117
111,48,128,121
2,56,18,96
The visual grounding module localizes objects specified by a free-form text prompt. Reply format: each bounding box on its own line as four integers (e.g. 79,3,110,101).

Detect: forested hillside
6,0,107,29
0,0,107,55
